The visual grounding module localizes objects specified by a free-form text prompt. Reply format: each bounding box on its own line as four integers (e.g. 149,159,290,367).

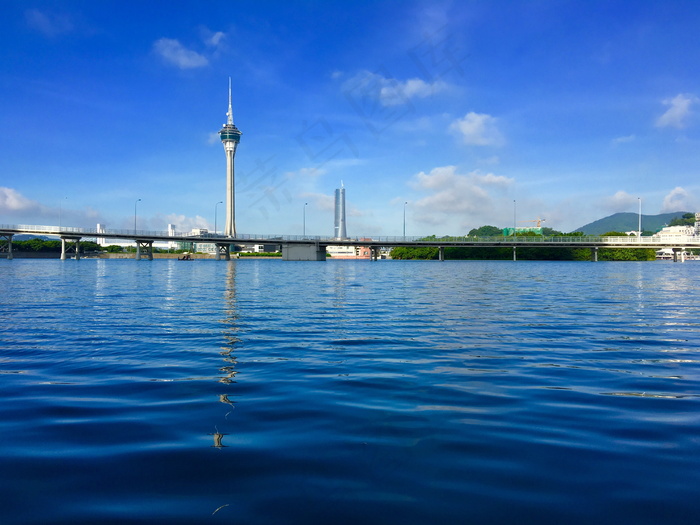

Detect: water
1,258,699,524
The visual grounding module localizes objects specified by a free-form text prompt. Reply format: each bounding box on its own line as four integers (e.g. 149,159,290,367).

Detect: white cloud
408,166,513,227
205,31,226,48
161,213,210,231
342,70,448,107
25,9,74,36
300,192,335,211
450,112,504,146
603,190,638,212
153,38,208,69
0,187,41,213
656,94,697,129
661,187,696,213
611,134,635,146
0,187,110,227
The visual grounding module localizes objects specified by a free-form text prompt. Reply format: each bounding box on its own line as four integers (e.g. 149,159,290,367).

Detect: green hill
574,211,690,235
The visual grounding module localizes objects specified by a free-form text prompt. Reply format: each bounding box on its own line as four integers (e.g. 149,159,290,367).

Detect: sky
2,0,700,237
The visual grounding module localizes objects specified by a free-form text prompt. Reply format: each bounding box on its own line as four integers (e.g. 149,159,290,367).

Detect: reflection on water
211,261,240,451
210,429,228,448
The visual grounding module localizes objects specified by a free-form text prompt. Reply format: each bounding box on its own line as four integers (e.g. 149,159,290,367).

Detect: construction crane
520,218,546,228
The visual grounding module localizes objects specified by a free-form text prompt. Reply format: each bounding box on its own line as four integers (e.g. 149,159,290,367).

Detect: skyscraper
334,183,347,240
219,78,242,237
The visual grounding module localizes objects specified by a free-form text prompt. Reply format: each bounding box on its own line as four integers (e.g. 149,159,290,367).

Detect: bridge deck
2,224,700,249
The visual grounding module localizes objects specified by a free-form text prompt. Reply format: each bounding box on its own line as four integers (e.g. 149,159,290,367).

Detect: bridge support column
439,246,445,261
135,240,153,261
591,247,598,262
282,243,326,261
60,236,81,260
513,246,517,261
673,248,687,263
0,233,13,260
216,243,231,261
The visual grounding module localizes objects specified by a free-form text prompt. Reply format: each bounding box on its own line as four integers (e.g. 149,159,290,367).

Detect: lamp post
403,201,408,239
134,198,141,234
638,197,642,238
215,201,223,234
513,200,516,236
303,202,308,237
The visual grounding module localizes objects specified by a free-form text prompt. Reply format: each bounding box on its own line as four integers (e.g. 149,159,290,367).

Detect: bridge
2,223,699,262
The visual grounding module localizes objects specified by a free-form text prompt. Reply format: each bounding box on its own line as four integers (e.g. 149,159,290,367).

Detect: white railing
2,224,699,246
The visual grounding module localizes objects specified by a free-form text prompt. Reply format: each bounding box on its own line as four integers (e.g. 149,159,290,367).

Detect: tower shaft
224,143,237,237
334,186,347,240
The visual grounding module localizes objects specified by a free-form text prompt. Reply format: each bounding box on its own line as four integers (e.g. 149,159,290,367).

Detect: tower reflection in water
212,261,240,448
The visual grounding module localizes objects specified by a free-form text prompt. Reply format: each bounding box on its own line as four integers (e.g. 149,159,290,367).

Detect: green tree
598,231,655,260
390,246,439,259
468,225,502,237
668,213,695,227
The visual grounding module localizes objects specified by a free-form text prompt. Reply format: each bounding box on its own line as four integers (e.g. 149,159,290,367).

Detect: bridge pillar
0,233,13,260
591,247,598,262
513,246,517,261
135,240,153,261
282,243,326,261
439,246,445,261
216,243,231,261
60,236,81,260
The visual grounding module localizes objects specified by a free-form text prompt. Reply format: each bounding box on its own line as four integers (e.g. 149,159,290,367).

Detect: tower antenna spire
227,77,234,125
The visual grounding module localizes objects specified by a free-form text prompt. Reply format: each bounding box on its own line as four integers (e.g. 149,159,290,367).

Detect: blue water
1,259,699,524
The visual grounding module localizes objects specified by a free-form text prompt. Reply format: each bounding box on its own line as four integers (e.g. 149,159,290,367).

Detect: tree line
0,239,187,254
390,228,657,261
3,239,101,253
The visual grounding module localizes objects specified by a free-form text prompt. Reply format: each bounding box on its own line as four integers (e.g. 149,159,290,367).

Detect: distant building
327,243,371,259
502,227,542,236
652,225,695,240
334,183,347,240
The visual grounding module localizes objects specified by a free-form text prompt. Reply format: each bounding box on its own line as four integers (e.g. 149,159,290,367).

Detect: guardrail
2,224,699,246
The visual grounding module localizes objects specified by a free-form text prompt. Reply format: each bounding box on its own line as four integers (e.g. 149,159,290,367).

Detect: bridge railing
1,224,697,246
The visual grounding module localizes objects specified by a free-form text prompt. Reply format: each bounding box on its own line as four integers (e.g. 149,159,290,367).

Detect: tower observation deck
219,78,242,237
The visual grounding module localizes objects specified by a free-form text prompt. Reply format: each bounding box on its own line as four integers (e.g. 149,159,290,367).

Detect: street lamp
513,200,516,236
303,202,308,237
134,198,141,234
638,197,642,238
403,201,408,239
215,201,223,234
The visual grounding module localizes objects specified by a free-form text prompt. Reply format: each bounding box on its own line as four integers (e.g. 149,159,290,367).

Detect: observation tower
219,78,242,237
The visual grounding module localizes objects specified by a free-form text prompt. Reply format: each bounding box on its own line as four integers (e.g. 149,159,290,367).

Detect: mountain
13,234,55,241
574,212,690,235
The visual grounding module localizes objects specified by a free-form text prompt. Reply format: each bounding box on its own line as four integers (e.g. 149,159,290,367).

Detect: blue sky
2,0,699,236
